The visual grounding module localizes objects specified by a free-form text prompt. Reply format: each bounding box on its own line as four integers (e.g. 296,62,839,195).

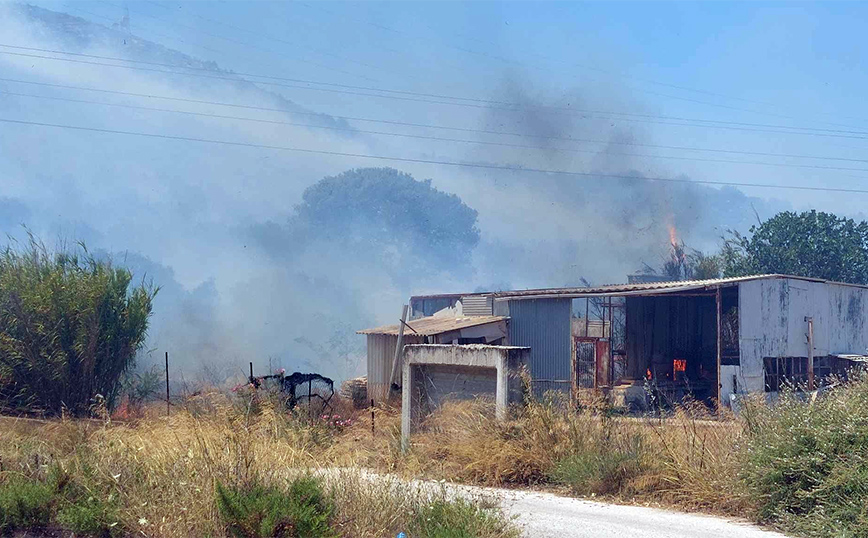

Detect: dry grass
336,394,748,513
0,393,517,538
3,380,864,538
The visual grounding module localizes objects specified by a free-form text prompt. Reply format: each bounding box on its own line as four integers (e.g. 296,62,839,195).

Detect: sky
1,1,867,380
37,0,868,207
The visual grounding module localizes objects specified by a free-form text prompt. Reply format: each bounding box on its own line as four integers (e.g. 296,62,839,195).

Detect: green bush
549,434,643,496
0,477,55,533
56,493,121,538
410,497,518,538
0,236,156,415
741,374,868,537
215,476,336,538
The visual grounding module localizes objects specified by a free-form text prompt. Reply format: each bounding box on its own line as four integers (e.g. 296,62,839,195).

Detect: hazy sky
2,1,867,379
30,0,868,210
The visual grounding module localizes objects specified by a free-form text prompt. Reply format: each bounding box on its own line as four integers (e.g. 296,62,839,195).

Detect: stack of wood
340,376,368,408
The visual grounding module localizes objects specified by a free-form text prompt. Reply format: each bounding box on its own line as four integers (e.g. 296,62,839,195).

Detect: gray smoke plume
0,5,788,383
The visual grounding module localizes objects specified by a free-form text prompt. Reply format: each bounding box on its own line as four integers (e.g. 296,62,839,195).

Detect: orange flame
668,223,678,249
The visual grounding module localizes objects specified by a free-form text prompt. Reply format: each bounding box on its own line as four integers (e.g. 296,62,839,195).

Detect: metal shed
357,315,508,402
490,274,868,406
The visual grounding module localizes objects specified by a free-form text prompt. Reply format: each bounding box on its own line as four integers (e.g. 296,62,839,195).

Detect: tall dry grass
338,393,748,513
0,392,517,538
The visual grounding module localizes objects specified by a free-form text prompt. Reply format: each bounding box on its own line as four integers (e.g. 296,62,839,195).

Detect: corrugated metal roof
357,315,507,336
489,274,868,300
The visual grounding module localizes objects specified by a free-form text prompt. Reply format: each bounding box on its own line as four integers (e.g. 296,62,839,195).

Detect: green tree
0,236,156,415
721,210,868,284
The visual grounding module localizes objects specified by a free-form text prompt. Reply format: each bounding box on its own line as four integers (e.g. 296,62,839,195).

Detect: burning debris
233,365,335,413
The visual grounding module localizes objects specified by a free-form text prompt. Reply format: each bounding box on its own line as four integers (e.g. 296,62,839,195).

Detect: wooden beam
715,287,722,407
388,304,409,395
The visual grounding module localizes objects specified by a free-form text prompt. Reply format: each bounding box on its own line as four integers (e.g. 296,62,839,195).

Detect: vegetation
722,210,868,284
0,394,518,538
3,369,868,537
0,236,156,415
740,373,868,537
215,477,335,538
255,167,480,275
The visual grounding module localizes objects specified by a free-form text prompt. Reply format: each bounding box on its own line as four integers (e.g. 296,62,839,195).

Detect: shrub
550,437,642,496
215,476,335,538
56,496,121,538
741,373,868,537
410,497,518,538
0,236,156,415
0,477,55,533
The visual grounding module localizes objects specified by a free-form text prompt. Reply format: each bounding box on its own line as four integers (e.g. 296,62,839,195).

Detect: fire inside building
359,274,868,412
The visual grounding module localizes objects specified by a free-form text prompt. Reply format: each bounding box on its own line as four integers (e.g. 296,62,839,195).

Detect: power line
121,2,381,84
4,44,868,140
141,0,397,81
303,1,868,129
3,76,867,165
5,115,868,194
6,87,868,175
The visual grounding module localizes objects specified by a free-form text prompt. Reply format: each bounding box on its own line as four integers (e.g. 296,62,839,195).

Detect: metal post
371,399,375,436
308,379,313,421
806,316,814,391
715,288,722,408
165,351,170,417
249,362,254,381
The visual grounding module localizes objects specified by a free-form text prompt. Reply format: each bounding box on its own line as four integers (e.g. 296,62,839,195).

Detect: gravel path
476,487,788,538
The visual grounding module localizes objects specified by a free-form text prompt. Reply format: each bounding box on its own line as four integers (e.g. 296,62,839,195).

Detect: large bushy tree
722,210,868,284
0,237,156,415
255,168,480,277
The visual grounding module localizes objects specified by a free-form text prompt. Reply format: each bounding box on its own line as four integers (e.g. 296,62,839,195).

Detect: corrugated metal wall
366,333,423,402
366,334,395,403
462,296,493,316
507,298,572,392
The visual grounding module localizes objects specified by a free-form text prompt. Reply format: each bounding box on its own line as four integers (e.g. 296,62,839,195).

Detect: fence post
165,351,170,417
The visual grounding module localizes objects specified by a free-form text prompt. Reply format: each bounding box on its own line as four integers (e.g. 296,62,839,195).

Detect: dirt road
488,488,787,538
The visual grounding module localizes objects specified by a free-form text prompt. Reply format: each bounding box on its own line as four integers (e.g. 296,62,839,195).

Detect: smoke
0,5,788,382
444,76,788,287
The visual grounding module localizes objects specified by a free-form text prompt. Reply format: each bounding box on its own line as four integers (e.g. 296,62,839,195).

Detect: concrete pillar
401,361,413,452
495,356,508,421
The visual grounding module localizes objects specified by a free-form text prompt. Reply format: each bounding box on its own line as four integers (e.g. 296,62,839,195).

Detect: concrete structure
401,344,529,450
358,315,508,402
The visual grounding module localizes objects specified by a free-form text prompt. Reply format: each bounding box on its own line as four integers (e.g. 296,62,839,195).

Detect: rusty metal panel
596,339,611,387
507,298,571,392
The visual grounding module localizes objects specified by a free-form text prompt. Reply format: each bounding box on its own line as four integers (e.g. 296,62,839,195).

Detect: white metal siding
738,278,868,393
462,296,493,316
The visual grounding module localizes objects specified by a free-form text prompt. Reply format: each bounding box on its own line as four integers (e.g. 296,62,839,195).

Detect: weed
410,497,518,538
0,477,54,533
215,476,335,538
741,373,868,537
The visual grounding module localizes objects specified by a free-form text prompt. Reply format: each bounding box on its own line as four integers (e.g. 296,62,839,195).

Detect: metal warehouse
361,274,868,408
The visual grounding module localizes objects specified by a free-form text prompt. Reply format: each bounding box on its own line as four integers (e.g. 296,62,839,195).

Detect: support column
496,356,508,421
400,360,413,452
716,287,722,407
